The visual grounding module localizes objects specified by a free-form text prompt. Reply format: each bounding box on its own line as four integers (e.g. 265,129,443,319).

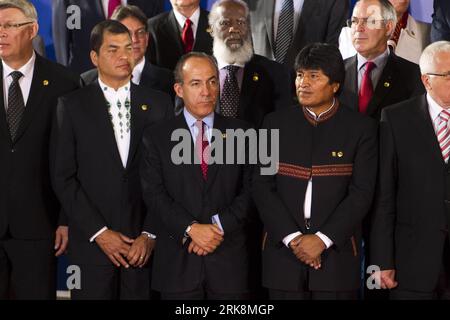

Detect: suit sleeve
370,110,397,270
325,0,349,46
252,116,301,243
431,0,450,42
319,118,378,248
140,128,196,244
52,0,69,66
51,97,108,239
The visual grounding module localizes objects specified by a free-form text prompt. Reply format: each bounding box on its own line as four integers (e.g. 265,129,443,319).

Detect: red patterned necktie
195,120,209,180
107,0,121,18
182,18,194,53
437,109,450,163
358,61,376,114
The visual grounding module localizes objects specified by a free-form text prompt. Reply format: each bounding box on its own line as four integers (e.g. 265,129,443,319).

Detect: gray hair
419,41,450,75
174,52,218,84
0,0,38,21
354,0,397,27
208,0,249,36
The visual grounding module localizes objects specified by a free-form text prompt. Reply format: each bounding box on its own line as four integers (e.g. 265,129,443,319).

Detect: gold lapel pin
332,151,337,157
206,27,212,34
43,80,49,86
384,82,390,88
337,151,344,158
141,105,148,111
252,73,259,82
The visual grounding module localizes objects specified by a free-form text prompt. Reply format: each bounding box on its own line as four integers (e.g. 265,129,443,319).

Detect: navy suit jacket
431,0,450,42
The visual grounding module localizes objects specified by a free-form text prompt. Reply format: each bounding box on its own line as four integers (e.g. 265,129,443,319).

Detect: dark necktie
275,0,294,63
6,71,25,142
358,61,376,114
182,18,194,53
220,65,240,118
107,0,121,18
195,120,209,180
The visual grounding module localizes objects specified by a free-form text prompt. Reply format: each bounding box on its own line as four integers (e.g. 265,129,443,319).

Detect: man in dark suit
253,43,378,300
431,0,450,42
245,0,349,68
340,0,424,120
0,0,80,299
52,20,172,300
141,52,252,299
370,41,450,300
52,0,165,74
81,5,175,100
147,0,213,70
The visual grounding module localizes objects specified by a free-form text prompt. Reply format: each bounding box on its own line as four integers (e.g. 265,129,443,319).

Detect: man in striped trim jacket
253,43,378,300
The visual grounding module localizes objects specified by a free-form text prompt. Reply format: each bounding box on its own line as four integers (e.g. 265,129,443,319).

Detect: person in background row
0,0,80,299
52,0,164,74
431,0,450,42
52,20,172,300
148,0,213,71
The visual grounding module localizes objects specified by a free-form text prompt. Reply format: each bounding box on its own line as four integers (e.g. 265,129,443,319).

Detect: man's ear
174,82,184,99
90,50,99,68
421,74,431,91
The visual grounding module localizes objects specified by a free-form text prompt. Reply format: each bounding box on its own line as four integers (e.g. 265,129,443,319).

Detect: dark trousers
269,289,358,300
161,286,249,300
70,263,151,300
0,236,56,300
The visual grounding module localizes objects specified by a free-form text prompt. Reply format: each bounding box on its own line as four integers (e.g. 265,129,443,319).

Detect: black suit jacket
147,9,213,70
216,54,292,129
431,0,450,42
52,82,172,265
253,103,378,291
339,53,425,120
52,0,164,74
371,95,450,292
141,113,252,293
80,60,175,100
0,54,80,240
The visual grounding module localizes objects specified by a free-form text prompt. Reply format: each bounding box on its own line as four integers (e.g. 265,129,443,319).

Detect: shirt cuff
282,231,302,247
90,226,108,242
316,231,334,249
142,231,157,240
211,214,224,234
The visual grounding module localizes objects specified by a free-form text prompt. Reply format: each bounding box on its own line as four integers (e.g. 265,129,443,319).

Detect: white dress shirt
101,0,127,18
428,93,450,135
132,56,146,85
273,0,304,42
173,6,200,41
2,52,36,111
282,102,335,249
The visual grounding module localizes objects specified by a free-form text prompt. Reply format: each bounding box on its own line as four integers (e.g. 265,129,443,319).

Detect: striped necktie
274,0,294,63
437,109,450,163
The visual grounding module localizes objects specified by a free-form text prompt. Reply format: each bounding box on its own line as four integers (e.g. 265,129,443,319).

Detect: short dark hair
294,43,345,90
111,5,148,32
90,20,130,54
174,52,218,84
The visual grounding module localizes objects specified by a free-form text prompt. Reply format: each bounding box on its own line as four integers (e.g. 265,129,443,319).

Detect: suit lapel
205,114,226,191
166,11,184,54
286,0,314,63
140,61,156,88
238,61,259,120
90,82,124,170
194,9,212,52
0,63,9,140
96,0,106,18
126,84,147,169
344,55,358,112
264,0,275,53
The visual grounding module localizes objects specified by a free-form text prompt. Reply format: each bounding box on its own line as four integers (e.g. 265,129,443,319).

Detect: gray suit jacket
245,0,349,69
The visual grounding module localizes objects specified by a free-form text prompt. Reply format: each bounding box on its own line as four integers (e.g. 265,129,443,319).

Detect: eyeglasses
129,28,147,39
426,72,450,80
0,21,34,31
346,17,386,29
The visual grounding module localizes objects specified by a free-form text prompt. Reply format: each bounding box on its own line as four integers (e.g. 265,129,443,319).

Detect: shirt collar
357,47,390,71
2,51,36,80
302,98,339,126
183,108,214,129
173,6,200,29
132,56,146,85
98,78,131,100
427,93,448,123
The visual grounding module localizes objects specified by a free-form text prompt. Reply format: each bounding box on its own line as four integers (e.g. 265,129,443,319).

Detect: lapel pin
332,151,337,157
141,104,148,111
222,133,227,139
384,82,390,88
206,27,212,34
337,151,344,158
43,80,49,86
252,73,259,82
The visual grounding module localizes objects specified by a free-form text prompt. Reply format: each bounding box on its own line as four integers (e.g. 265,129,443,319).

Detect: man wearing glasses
339,0,424,120
0,0,80,299
371,41,450,300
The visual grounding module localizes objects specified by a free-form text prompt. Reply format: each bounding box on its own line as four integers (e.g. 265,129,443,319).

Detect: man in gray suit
245,0,349,69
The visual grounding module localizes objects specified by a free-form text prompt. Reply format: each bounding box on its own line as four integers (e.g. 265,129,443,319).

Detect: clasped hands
289,234,326,270
95,230,155,268
187,223,224,256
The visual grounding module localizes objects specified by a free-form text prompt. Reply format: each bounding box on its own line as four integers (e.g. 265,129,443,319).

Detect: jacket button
11,149,15,153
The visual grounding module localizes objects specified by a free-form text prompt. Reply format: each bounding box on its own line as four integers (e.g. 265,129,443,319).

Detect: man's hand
188,223,224,253
188,241,209,256
378,269,398,289
290,234,325,268
127,234,156,268
95,230,134,268
54,226,69,257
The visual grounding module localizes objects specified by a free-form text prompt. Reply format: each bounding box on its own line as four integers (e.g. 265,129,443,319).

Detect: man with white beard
209,0,292,129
